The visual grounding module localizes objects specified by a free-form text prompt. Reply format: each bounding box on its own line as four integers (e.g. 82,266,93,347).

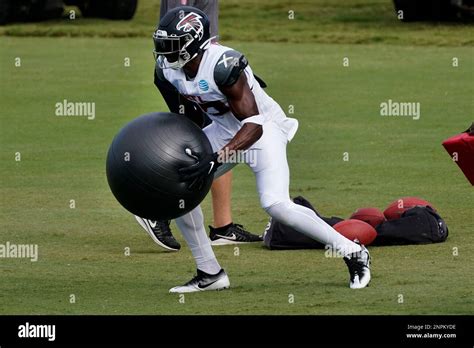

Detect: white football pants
175,119,361,275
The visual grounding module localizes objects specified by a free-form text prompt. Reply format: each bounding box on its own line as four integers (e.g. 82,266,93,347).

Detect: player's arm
218,73,263,155
154,66,181,114
214,50,263,156
154,66,205,126
179,50,263,182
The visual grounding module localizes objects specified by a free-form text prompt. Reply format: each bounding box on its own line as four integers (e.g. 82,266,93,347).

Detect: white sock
175,205,222,275
265,201,361,256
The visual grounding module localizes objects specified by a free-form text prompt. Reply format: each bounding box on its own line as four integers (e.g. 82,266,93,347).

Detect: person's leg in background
211,172,232,228
208,171,262,245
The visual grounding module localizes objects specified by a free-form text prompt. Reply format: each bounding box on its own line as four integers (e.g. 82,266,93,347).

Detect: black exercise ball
106,112,214,220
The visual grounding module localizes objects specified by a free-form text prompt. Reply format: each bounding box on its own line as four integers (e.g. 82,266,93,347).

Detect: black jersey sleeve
154,63,169,87
214,50,249,88
153,63,206,128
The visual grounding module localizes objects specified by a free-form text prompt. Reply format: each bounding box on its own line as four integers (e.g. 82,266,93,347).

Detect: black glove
179,148,222,182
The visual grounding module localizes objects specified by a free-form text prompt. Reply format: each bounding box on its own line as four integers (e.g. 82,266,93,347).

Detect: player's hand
179,148,221,182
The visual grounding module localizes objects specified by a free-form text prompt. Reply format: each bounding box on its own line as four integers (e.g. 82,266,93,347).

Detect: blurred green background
1,0,473,46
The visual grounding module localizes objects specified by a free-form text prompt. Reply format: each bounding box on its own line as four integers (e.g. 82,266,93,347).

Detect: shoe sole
134,215,180,252
210,238,247,246
169,275,230,293
210,238,262,246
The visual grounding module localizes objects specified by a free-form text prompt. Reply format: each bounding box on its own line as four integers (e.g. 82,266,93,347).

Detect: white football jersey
161,43,298,142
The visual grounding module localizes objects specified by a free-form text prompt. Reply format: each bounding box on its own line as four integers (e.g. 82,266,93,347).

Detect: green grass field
0,0,473,315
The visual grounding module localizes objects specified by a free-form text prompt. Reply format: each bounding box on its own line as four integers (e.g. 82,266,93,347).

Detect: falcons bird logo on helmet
176,12,204,40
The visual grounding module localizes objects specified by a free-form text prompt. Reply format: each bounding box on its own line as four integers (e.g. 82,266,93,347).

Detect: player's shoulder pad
214,50,249,87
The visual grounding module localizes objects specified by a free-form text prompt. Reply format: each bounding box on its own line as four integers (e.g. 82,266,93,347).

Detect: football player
135,0,262,251
153,6,372,292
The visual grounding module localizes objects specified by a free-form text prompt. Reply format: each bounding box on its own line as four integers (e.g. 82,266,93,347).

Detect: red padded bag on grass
442,123,474,185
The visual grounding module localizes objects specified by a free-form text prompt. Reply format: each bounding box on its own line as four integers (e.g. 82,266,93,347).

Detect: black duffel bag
373,206,449,246
263,197,449,250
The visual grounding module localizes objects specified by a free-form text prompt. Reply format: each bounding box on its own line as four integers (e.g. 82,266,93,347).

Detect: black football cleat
169,269,230,293
343,244,371,289
134,216,181,251
209,223,263,245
